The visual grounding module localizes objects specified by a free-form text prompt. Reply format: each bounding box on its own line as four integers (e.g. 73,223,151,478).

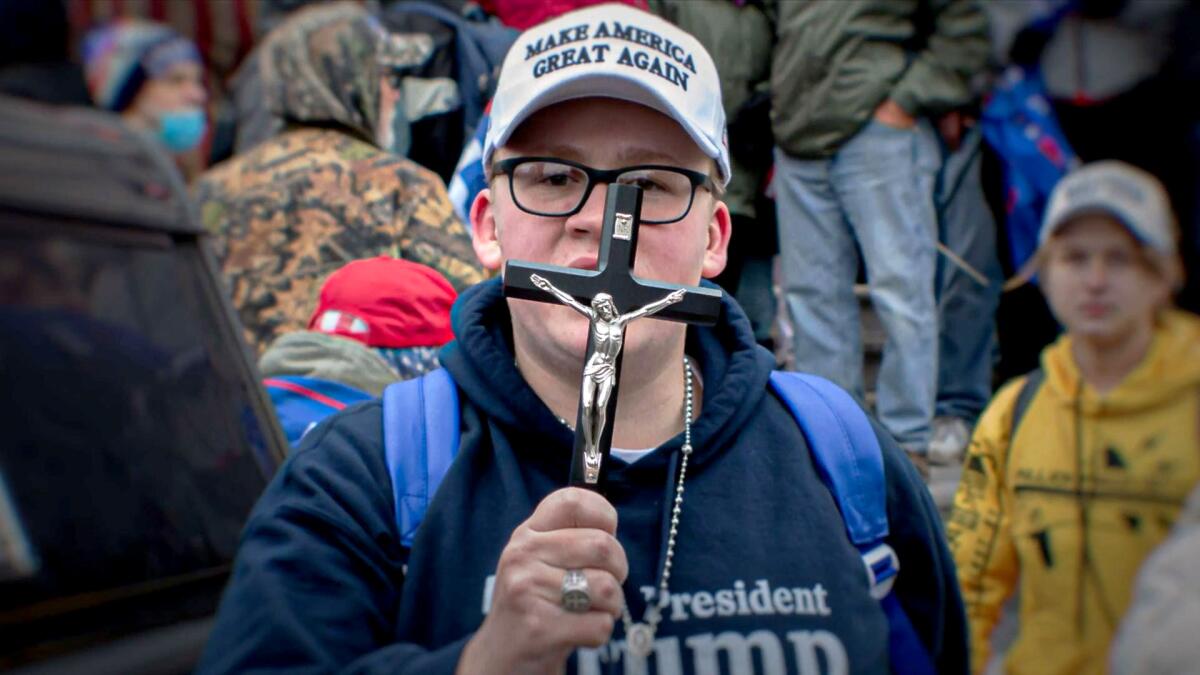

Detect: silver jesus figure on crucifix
530,273,686,482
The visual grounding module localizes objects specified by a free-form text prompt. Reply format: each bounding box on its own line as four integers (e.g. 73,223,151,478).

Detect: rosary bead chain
621,355,694,645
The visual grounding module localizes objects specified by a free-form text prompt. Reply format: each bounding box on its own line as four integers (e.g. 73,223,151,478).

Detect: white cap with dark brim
483,3,729,186
1041,160,1176,255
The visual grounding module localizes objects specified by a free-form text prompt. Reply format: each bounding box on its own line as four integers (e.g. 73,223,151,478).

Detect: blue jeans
775,120,940,452
935,127,1002,424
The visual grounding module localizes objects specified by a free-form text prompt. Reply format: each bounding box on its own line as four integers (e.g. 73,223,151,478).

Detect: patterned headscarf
82,18,201,112
374,346,443,381
254,2,386,143
244,1,437,151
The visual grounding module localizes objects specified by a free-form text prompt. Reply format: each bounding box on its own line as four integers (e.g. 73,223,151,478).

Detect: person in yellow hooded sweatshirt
947,160,1200,675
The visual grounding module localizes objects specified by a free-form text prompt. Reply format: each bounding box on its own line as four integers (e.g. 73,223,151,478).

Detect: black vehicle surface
0,95,286,674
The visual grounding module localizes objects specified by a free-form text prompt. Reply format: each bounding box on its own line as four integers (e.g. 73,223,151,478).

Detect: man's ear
470,188,504,271
701,199,731,279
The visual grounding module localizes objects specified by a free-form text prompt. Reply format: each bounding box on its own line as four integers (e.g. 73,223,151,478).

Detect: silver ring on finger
560,569,591,613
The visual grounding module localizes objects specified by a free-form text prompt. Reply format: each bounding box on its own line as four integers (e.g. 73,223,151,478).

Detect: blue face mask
157,108,207,153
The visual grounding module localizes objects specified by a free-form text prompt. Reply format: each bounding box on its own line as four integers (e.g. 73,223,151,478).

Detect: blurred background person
768,0,990,473
81,17,208,178
193,2,483,354
981,0,1199,386
1109,481,1200,675
1038,0,1190,244
243,0,518,183
929,119,1005,466
261,256,456,447
948,161,1200,675
67,0,261,166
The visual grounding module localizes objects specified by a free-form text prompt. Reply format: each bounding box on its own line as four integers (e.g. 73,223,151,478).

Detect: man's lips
566,256,598,270
1080,302,1110,318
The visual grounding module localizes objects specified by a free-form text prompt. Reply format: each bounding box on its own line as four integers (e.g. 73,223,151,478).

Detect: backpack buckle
861,543,899,600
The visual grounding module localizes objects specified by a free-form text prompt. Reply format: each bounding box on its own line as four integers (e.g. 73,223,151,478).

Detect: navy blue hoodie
198,279,966,674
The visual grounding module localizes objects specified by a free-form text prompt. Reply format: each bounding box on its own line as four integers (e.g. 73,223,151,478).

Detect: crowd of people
3,0,1199,673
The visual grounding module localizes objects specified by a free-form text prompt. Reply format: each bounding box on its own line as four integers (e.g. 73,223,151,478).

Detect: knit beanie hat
82,18,201,112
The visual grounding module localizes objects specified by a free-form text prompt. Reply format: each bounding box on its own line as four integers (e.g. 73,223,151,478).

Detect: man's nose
565,183,609,237
1084,258,1110,288
185,81,207,107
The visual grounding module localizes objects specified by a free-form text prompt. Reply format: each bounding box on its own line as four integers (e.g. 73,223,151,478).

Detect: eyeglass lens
509,160,695,223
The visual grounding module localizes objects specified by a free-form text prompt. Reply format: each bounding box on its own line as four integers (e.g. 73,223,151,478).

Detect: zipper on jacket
1074,384,1120,635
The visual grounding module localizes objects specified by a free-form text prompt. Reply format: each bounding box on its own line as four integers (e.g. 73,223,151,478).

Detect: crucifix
503,183,723,490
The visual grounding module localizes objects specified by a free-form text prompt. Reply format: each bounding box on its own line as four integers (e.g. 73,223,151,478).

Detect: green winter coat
767,0,989,159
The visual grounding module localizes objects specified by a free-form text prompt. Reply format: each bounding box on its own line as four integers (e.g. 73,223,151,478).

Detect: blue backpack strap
769,371,935,675
382,368,460,548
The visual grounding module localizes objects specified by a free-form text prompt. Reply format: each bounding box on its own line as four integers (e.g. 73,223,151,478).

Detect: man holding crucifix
199,5,965,675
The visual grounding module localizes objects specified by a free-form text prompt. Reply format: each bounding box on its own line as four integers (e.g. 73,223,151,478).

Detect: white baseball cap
1041,160,1176,255
483,3,730,187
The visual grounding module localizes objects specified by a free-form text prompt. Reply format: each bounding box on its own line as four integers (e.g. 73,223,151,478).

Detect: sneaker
928,416,971,466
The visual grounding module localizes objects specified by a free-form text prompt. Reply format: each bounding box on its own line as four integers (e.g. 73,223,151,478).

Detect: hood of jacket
438,277,777,482
1040,309,1200,415
253,2,385,145
259,330,399,397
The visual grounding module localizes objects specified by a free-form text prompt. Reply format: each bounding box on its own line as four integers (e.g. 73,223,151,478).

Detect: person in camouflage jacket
194,2,483,353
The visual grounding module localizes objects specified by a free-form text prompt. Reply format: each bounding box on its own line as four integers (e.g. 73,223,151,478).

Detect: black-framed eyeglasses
492,156,715,225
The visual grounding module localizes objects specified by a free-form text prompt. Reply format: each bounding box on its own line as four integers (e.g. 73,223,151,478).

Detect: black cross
503,183,723,490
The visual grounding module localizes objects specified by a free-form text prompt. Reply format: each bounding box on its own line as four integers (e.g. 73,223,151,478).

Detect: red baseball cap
308,257,457,349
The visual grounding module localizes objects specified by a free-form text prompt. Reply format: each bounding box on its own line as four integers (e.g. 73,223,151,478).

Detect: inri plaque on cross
503,183,723,490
